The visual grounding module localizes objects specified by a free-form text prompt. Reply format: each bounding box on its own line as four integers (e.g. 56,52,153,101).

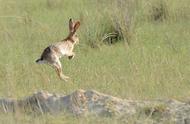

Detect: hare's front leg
67,52,75,60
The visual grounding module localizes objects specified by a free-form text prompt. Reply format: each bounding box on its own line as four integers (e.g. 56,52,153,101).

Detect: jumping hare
36,18,80,81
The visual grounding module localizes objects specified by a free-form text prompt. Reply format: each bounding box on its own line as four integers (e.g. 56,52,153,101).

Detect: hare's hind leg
52,60,69,81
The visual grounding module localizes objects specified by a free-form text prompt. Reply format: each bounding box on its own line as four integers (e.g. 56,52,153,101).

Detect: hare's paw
68,53,75,60
60,75,70,82
68,55,74,60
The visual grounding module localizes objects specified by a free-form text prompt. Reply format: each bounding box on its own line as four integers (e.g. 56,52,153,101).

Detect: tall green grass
0,0,190,123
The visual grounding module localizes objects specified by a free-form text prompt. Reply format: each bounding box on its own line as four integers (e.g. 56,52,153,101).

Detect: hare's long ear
69,18,73,31
73,21,80,31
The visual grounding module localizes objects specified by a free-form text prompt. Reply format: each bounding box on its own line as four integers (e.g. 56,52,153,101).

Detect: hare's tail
35,58,44,64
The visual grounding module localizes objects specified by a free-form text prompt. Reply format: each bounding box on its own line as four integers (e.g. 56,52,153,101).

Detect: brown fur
36,19,80,81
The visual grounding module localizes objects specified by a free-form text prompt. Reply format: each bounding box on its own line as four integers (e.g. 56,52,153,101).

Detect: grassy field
0,0,190,123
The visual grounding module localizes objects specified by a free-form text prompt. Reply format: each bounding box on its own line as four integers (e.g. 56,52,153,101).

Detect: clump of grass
140,104,168,121
97,17,124,46
80,0,136,47
46,0,63,9
110,0,135,45
149,0,169,22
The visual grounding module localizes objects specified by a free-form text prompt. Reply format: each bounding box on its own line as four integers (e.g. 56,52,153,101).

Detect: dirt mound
1,89,190,123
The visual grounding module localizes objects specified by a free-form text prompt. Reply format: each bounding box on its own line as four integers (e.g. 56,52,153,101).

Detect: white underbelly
59,49,69,57
51,43,72,58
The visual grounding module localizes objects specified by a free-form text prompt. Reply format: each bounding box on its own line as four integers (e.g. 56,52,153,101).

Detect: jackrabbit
36,18,80,81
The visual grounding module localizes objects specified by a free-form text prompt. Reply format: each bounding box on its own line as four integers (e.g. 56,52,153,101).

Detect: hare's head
67,18,80,44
